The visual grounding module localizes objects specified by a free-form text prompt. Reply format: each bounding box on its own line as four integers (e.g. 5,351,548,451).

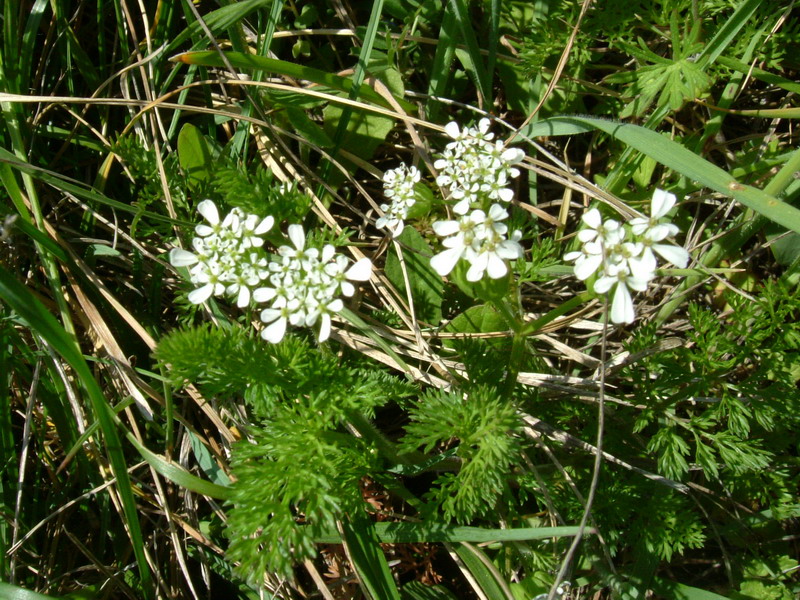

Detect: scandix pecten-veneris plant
164,118,695,598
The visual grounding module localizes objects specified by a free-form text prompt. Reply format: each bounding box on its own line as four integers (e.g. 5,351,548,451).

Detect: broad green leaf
323,102,394,163
443,303,507,348
284,107,334,148
0,582,56,600
178,123,216,189
385,227,444,324
529,116,800,235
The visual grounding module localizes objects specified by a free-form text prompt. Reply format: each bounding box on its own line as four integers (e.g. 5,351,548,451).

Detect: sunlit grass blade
0,265,153,596
340,513,402,600
171,50,415,112
530,115,800,234
426,4,458,122
448,0,491,108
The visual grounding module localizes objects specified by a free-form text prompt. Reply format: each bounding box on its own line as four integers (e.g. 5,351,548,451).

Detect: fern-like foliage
400,386,523,523
226,418,378,580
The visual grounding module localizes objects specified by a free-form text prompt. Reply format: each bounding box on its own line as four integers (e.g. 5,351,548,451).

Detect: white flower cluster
429,119,526,280
168,200,273,307
252,225,372,344
565,189,690,324
169,202,373,343
434,118,525,216
376,164,420,237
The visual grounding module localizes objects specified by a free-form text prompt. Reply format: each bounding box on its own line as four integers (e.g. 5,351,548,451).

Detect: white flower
169,200,274,305
254,225,372,343
430,210,486,277
566,195,691,325
435,119,525,215
594,263,652,324
577,208,623,245
564,240,603,281
377,164,420,237
431,204,523,280
630,189,680,241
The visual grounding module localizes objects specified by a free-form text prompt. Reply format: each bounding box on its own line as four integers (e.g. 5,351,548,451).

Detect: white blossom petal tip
345,258,372,281
196,200,220,225
169,248,199,267
651,188,677,219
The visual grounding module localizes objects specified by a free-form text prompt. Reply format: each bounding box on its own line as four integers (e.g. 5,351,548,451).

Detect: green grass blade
532,115,800,234
449,0,490,108
340,513,402,600
172,50,415,112
426,4,458,122
124,431,232,500
314,523,587,544
163,0,272,56
454,543,515,600
0,265,153,596
715,55,800,95
651,577,732,599
696,0,761,67
0,148,185,226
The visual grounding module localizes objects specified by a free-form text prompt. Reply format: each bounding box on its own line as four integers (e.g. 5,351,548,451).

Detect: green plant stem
345,410,411,468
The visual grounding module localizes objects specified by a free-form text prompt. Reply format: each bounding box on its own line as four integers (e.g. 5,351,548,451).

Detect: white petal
574,254,603,280
651,189,676,219
646,223,677,242
445,121,461,139
611,283,635,324
593,276,616,294
197,200,219,225
391,221,405,237
236,286,251,307
340,281,355,297
582,208,601,229
466,253,489,281
169,248,199,267
327,298,344,313
195,224,214,237
261,318,287,343
488,203,508,221
432,220,460,237
497,239,523,260
187,283,214,304
254,216,274,235
252,287,277,303
430,246,463,276
452,199,471,215
321,245,336,263
287,224,305,250
318,313,332,342
653,244,690,268
498,188,514,202
345,258,372,281
486,254,508,279
502,148,524,164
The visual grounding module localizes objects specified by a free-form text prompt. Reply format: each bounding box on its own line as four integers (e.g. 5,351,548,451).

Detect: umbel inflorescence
169,201,372,343
565,189,690,324
380,118,526,282
170,122,691,337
